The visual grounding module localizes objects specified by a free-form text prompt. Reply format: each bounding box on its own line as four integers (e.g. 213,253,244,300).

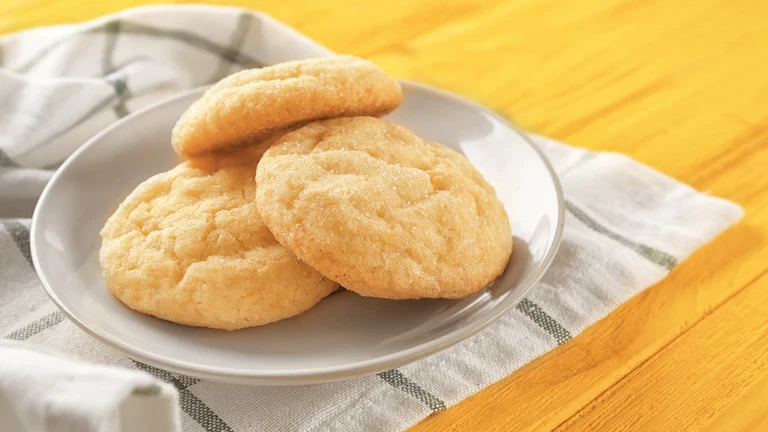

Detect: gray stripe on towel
566,200,678,270
516,298,572,345
5,311,66,340
133,361,232,432
378,369,447,412
1,219,33,266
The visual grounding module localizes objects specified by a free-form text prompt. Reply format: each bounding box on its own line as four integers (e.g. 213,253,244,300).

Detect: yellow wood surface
2,0,767,430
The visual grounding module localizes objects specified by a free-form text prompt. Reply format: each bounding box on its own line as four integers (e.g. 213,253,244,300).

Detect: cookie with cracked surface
172,55,403,158
99,146,339,330
255,116,513,299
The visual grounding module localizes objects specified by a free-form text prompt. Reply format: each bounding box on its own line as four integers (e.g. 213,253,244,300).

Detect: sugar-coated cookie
255,117,512,299
99,146,338,330
172,55,402,158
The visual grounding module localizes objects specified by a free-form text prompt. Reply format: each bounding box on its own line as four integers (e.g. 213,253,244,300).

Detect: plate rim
30,80,565,385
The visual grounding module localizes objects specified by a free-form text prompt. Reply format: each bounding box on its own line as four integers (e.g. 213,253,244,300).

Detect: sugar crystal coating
255,117,513,299
172,55,403,158
100,145,338,330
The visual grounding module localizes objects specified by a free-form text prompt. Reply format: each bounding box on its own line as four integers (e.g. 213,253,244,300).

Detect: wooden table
2,0,767,430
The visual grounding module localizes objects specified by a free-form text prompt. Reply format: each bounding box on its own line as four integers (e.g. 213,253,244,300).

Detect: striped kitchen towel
0,5,743,432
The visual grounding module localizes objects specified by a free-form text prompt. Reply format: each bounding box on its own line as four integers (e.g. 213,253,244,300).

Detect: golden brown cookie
99,146,338,330
171,55,403,158
255,117,513,300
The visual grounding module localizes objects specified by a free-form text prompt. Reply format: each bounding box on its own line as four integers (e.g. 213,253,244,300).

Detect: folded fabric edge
0,340,180,431
0,5,252,41
0,4,335,58
532,134,744,257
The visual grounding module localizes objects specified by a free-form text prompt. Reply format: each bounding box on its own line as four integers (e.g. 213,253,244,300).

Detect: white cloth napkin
0,342,179,432
0,5,744,432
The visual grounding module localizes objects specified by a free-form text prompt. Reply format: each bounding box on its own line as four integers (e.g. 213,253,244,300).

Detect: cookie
255,117,513,300
172,55,403,158
99,146,338,330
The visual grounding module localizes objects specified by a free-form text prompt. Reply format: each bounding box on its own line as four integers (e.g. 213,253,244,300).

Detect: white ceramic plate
31,82,564,385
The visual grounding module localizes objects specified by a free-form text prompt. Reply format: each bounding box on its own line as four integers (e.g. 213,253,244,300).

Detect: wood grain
556,271,768,431
1,1,766,430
